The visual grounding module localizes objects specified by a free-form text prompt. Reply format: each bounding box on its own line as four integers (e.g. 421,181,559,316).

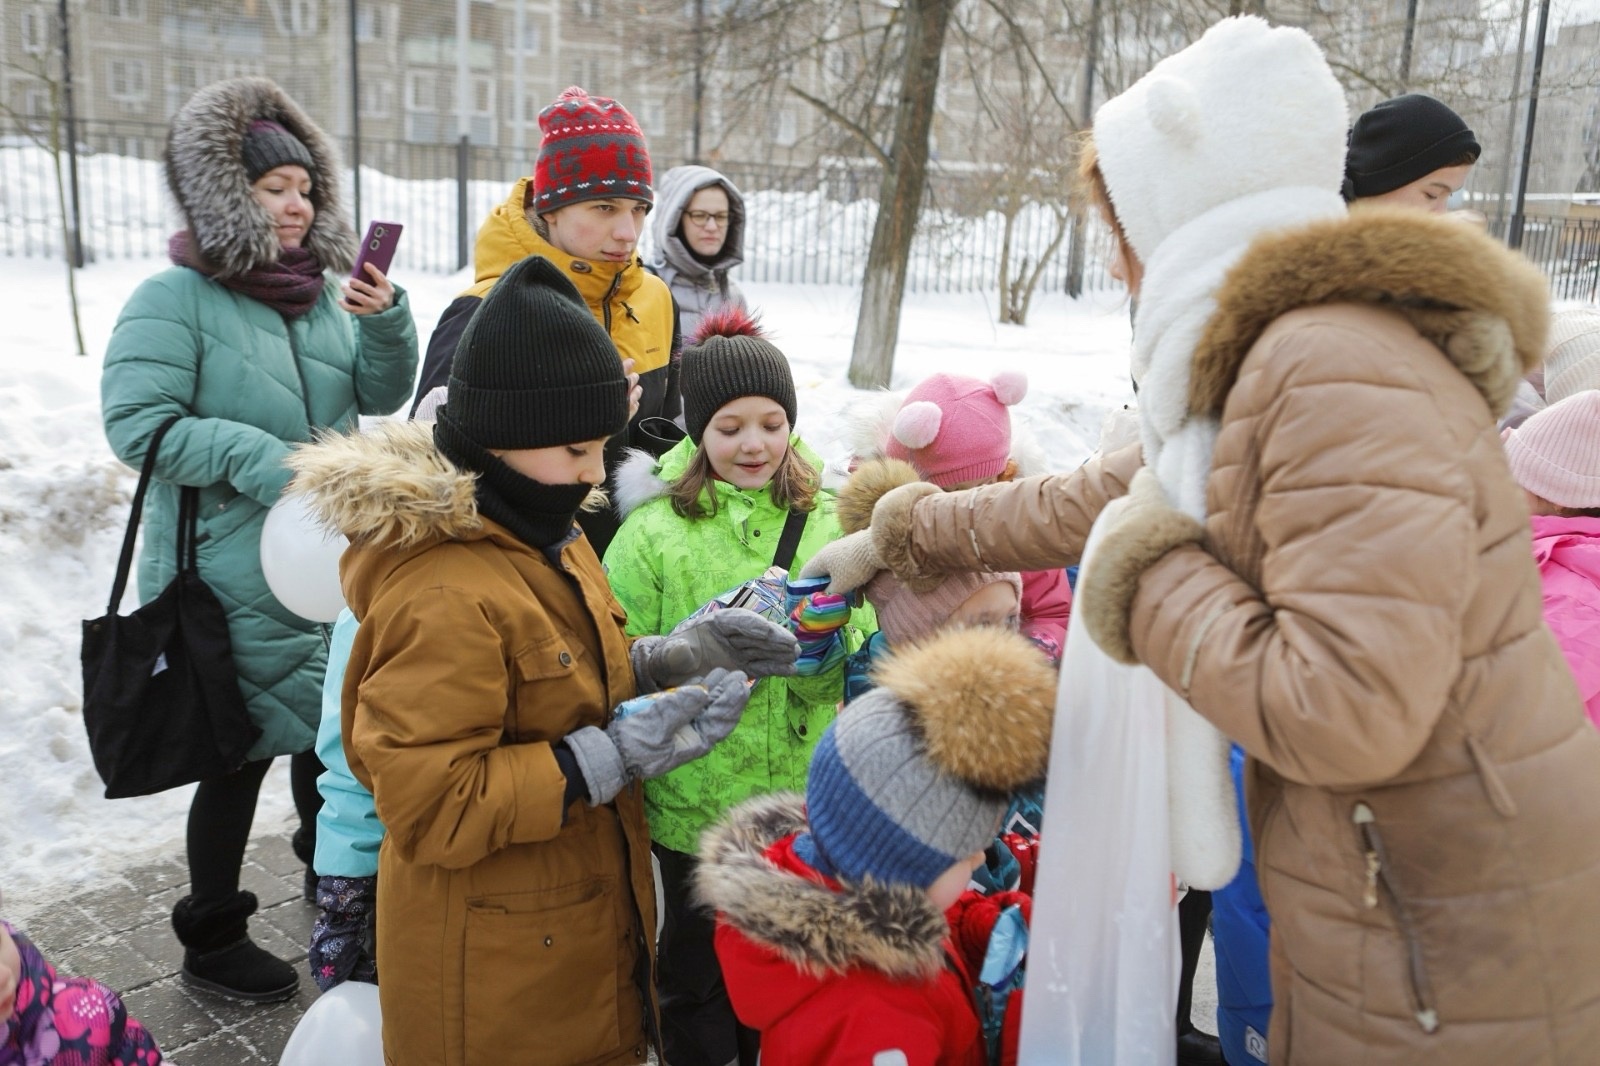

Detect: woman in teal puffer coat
100,77,417,1004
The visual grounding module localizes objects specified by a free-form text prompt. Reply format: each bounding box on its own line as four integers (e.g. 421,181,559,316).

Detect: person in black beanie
285,254,797,1065
1343,93,1481,213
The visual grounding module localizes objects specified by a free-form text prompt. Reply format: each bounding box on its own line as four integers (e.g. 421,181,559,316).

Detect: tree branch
788,83,893,169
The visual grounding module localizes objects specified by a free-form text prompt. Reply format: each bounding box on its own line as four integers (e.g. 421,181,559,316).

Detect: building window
510,21,541,54
105,0,144,20
638,99,666,135
405,71,439,113
20,6,50,55
23,85,50,118
774,108,798,147
355,2,385,42
107,58,149,102
271,0,319,37
361,79,393,119
575,0,601,19
570,57,602,88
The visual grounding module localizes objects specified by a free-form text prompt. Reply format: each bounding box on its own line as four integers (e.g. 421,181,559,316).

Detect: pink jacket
1531,514,1600,730
1020,568,1071,658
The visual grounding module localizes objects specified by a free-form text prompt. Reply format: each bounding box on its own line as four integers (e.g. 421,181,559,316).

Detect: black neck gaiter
434,416,591,549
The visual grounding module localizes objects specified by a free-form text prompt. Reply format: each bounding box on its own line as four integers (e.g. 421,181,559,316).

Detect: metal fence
0,114,1114,296
1485,214,1600,304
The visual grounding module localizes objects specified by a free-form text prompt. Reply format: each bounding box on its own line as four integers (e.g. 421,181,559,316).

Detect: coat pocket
463,878,621,1065
1352,802,1440,1035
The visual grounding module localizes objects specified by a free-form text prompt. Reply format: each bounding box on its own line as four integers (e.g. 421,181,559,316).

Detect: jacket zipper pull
1353,802,1380,909
621,300,640,323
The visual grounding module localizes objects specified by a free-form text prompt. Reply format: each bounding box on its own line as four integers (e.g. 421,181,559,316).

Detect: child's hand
789,592,851,637
790,594,851,676
0,924,20,1024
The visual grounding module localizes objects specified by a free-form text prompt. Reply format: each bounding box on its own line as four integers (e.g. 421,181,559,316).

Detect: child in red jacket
696,626,1056,1066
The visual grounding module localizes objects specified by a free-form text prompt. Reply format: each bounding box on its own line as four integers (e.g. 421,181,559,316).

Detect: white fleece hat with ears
1092,16,1349,265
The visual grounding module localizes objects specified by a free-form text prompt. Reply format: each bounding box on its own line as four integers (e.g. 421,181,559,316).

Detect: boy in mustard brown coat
290,254,797,1066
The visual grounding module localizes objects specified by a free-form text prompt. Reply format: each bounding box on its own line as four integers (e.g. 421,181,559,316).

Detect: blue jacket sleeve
315,609,385,876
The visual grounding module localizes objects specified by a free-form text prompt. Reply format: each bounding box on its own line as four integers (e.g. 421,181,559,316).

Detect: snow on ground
0,253,1132,918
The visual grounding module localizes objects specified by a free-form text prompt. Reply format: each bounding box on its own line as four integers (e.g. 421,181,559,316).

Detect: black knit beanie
680,307,797,444
1343,94,1480,201
242,120,318,183
435,254,628,455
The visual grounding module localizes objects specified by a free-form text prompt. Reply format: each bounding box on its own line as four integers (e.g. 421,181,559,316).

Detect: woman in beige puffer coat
803,18,1600,1065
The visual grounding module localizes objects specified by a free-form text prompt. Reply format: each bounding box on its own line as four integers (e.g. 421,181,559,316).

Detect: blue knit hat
797,627,1056,888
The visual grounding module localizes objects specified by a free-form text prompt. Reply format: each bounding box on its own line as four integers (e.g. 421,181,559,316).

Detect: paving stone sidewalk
19,830,1219,1065
21,829,318,1065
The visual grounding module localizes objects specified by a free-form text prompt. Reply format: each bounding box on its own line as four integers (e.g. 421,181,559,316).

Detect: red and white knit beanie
530,86,653,215
1505,390,1600,510
885,372,1026,487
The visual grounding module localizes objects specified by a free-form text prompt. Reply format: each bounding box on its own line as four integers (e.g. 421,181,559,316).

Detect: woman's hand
623,358,643,421
340,263,395,315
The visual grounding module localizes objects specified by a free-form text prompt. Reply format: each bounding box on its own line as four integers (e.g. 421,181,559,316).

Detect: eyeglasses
684,210,730,228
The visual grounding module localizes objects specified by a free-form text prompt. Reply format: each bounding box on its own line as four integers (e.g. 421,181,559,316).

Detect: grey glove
640,607,797,690
564,668,751,805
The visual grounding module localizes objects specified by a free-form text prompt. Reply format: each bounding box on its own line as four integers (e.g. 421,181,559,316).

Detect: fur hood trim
1192,207,1550,419
612,447,671,521
286,422,482,549
165,77,356,278
695,793,948,980
837,458,923,535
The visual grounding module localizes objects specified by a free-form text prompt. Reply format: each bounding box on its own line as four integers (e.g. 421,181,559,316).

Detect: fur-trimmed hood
165,77,356,278
286,421,482,550
1192,207,1549,420
694,793,949,981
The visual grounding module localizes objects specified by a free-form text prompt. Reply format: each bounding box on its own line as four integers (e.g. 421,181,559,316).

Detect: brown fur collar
1190,207,1550,419
694,793,948,981
286,421,482,549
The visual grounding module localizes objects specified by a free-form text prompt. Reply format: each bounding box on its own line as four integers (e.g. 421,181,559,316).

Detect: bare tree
947,2,1082,324
0,36,87,356
847,0,956,388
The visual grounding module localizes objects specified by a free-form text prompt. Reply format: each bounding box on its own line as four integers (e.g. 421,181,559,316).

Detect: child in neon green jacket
603,309,872,1066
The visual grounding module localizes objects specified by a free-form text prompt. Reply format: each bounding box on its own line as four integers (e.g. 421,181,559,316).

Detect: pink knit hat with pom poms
884,371,1026,487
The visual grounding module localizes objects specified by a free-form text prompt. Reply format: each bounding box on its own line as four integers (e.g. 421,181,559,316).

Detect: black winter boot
172,891,298,1003
291,824,317,902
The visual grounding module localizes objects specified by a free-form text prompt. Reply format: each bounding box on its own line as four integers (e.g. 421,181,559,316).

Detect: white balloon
279,981,384,1066
260,493,349,623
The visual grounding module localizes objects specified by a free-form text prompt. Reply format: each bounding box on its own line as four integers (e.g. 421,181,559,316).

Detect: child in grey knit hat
696,626,1055,1066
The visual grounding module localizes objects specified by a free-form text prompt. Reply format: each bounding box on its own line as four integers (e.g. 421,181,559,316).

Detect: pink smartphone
351,220,402,280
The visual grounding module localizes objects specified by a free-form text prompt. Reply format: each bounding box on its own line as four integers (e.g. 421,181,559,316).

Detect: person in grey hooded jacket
647,165,748,339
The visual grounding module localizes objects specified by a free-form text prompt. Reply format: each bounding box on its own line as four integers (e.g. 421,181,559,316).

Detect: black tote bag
81,415,261,798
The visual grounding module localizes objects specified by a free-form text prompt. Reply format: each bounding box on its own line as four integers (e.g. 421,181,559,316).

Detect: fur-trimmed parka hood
1192,207,1549,419
165,77,356,278
286,421,482,551
695,793,949,981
